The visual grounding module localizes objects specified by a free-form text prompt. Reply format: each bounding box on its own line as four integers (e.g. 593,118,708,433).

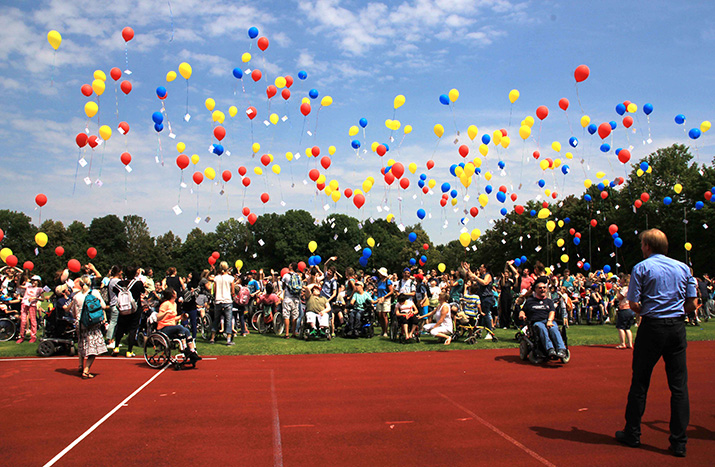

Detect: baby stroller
453,309,499,344
38,306,77,357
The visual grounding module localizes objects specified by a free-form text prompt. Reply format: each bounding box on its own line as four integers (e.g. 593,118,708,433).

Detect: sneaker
208,340,215,344
615,430,640,448
112,348,120,357
547,348,557,358
226,341,236,346
556,349,567,359
16,338,24,344
668,445,686,458
125,352,135,358
192,352,203,361
106,341,115,349
382,333,388,337
29,337,37,344
485,334,493,340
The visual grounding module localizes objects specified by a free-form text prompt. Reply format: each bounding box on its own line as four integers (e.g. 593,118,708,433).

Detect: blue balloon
154,123,163,132
498,160,505,169
614,238,623,248
458,162,465,169
500,208,508,216
640,161,649,171
314,255,322,265
439,94,450,105
481,134,491,145
408,232,417,243
664,196,672,205
351,140,361,149
409,258,417,266
583,262,590,271
689,128,701,139
308,256,315,266
675,114,686,124
616,103,626,115
418,180,425,188
298,70,308,80
588,123,597,135
569,136,578,148
248,26,259,39
383,143,390,152
475,168,481,175
600,143,611,153
416,208,426,219
420,255,427,263
362,248,372,258
643,103,653,115
496,191,506,203
419,173,427,181
584,194,592,202
520,256,527,264
538,179,546,188
597,182,605,191
609,121,617,130
612,233,619,239
309,89,319,99
232,68,243,79
151,111,164,124
564,217,571,224
485,185,493,194
530,210,536,217
441,182,451,193
514,258,521,267
359,117,368,128
450,189,458,199
561,165,570,175
603,265,611,274
609,181,616,188
695,201,704,210
359,256,368,267
449,164,457,177
213,144,224,156
156,86,167,98
573,237,580,245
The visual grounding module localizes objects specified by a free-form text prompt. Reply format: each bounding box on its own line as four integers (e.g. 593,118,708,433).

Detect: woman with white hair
70,275,108,379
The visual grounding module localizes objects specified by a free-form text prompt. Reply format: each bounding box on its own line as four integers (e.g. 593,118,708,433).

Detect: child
17,275,45,344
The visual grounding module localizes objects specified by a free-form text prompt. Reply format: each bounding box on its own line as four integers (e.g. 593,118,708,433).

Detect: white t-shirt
214,274,234,304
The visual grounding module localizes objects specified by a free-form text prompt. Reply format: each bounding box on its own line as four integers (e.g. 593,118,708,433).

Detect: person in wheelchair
347,281,373,337
395,294,420,342
305,284,331,339
518,276,567,359
156,288,202,363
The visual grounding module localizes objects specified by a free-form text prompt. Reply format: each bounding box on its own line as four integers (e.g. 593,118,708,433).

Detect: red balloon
23,261,34,271
316,182,325,191
55,246,64,256
500,129,507,137
238,166,247,176
242,207,251,216
558,98,569,111
623,100,631,108
110,67,121,81
608,224,618,235
391,162,404,179
297,261,306,272
634,199,642,209
376,145,387,157
598,122,612,139
120,80,132,95
622,116,633,128
551,192,558,199
384,172,395,185
470,207,479,217
600,191,608,199
248,213,258,225
618,149,631,164
257,36,269,51
176,154,189,170
399,178,410,189
533,150,541,159
120,152,131,166
308,169,320,181
76,133,88,148
705,191,713,201
439,199,447,207
569,228,576,236
426,160,434,170
208,256,216,266
266,85,277,99
260,193,269,204
122,27,134,42
423,243,429,250
458,145,469,157
640,192,650,203
280,267,289,277
577,261,583,269
88,135,99,148
260,154,271,166
590,219,598,227
0,228,3,242
118,121,130,135
498,185,507,193
536,105,549,120
353,193,365,209
510,193,517,202
574,64,590,83
193,172,204,185
542,202,549,208
5,255,18,268
87,247,97,259
251,69,262,82
300,102,311,116
212,251,220,259
311,146,320,157
214,126,226,141
515,205,524,215
422,186,429,194
320,156,331,170
575,232,581,239
284,75,294,88
68,259,81,273
35,193,47,207
281,88,291,100
81,84,93,96
344,188,353,198
246,106,257,120
242,177,251,187
222,170,232,182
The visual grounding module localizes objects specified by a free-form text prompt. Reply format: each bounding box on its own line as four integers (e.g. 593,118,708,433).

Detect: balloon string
196,187,199,217
313,106,322,138
178,171,184,205
124,171,128,203
98,142,106,180
167,1,174,42
50,51,56,87
298,117,306,145
185,79,189,118
565,110,574,136
115,84,120,121
73,148,82,195
124,44,129,73
450,105,458,136
575,83,585,114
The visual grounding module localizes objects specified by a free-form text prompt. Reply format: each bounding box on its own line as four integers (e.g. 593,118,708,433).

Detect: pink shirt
22,286,43,306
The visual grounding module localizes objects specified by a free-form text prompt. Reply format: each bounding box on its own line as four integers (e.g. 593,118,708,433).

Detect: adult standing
281,263,302,339
104,266,122,350
614,273,634,349
465,263,496,333
616,229,697,458
375,268,393,337
70,275,108,379
499,267,516,329
111,266,145,357
210,262,235,345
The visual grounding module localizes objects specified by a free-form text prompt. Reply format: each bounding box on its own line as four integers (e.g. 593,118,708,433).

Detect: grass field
2,319,714,358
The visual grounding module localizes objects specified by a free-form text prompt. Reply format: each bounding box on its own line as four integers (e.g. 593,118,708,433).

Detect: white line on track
43,366,168,467
0,356,217,362
270,369,284,467
437,391,556,467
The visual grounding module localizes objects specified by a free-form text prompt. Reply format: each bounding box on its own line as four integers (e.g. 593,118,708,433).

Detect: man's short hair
640,228,668,255
533,276,549,290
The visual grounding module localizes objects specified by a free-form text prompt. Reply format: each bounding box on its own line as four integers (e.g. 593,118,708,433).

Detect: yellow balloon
285,152,293,161
301,97,310,105
551,141,561,152
484,172,492,181
212,110,225,124
84,101,98,118
553,159,561,168
175,142,185,153
560,254,569,263
565,151,573,160
270,113,279,125
596,171,605,179
331,191,341,203
545,267,552,276
321,96,333,107
558,220,564,228
166,71,177,82
387,158,395,166
546,221,556,232
700,121,711,133
627,103,637,113
524,116,535,128
492,130,502,146
35,232,48,248
433,124,444,138
403,125,412,134
325,186,333,196
637,168,644,177
538,208,550,219
99,125,112,141
479,144,489,156
584,179,592,188
448,88,459,103
464,163,475,177
646,166,652,173
327,146,335,156
362,180,373,193
229,106,238,117
539,160,549,170
674,183,683,194
235,260,243,271
386,213,395,223
178,62,192,80
252,143,261,154
91,79,105,96
366,176,375,184
204,167,216,180
308,241,318,253
438,263,446,273
205,98,215,111
478,193,488,208
428,179,436,189
408,162,417,174
254,167,263,175
367,237,375,248
0,247,13,262
459,232,471,248
470,228,481,241
508,89,520,104
272,164,281,175
557,238,565,247
390,120,401,131
93,70,106,81
545,189,551,197
191,154,200,165
394,94,405,109
371,142,379,152
47,30,62,50
519,125,531,140
501,136,510,149
242,52,251,63
467,125,478,141
581,115,591,128
455,166,464,177
460,175,471,188
349,125,359,136
684,242,692,251
275,76,287,88
473,157,482,168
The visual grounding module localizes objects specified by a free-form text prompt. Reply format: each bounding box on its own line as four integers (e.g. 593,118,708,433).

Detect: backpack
288,273,303,296
183,287,199,303
116,279,138,315
236,286,251,305
80,290,104,328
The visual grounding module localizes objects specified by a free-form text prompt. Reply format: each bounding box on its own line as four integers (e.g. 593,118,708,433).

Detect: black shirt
522,296,556,322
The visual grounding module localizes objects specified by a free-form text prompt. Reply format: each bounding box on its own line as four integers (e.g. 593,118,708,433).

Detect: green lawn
2,320,714,358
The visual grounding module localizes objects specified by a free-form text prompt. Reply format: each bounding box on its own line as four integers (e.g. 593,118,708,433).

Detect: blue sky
1,0,713,246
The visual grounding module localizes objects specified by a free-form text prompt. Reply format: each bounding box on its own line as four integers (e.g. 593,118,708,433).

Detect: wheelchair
388,309,420,343
143,317,198,370
37,310,77,357
518,320,570,364
257,305,286,336
341,303,375,339
0,311,20,342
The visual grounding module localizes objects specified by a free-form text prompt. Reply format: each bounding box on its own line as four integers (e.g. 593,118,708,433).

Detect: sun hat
377,267,388,277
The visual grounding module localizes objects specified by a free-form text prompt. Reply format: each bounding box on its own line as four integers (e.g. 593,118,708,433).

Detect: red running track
1,341,713,466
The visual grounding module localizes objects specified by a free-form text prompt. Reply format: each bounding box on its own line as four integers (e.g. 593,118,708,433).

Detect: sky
1,0,713,246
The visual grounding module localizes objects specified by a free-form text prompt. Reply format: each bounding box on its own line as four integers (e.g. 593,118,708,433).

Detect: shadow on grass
529,426,670,455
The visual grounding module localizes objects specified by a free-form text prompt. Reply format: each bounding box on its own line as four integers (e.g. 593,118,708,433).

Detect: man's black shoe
556,349,567,359
615,430,640,448
548,348,557,358
668,445,686,458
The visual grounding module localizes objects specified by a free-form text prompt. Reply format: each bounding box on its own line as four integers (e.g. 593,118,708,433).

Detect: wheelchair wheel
37,340,55,357
144,334,171,369
367,326,374,338
389,318,399,341
0,318,16,342
560,348,571,364
199,314,212,340
250,311,261,331
519,339,529,360
135,329,146,348
465,336,477,345
528,350,543,365
273,318,285,336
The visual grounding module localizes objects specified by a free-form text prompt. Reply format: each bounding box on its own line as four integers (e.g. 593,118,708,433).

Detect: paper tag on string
280,201,286,207
194,217,201,224
172,205,182,215
354,245,361,252
95,179,103,187
35,248,40,256
155,156,160,164
125,166,132,173
258,239,265,246
263,120,270,126
204,216,211,223
184,114,191,122
78,158,87,167
323,204,330,211
306,131,312,137
281,115,288,122
124,69,132,75
168,133,176,139
398,224,405,232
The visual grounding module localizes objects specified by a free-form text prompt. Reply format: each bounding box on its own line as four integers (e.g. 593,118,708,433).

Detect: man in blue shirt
616,229,697,458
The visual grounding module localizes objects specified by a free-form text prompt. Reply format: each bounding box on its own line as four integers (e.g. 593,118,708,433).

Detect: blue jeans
348,309,362,333
181,308,198,340
212,302,233,335
159,324,192,342
532,320,565,351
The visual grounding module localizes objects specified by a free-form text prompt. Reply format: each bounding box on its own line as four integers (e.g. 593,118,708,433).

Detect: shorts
306,311,329,328
397,315,419,326
282,296,300,320
376,300,391,314
616,309,636,330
